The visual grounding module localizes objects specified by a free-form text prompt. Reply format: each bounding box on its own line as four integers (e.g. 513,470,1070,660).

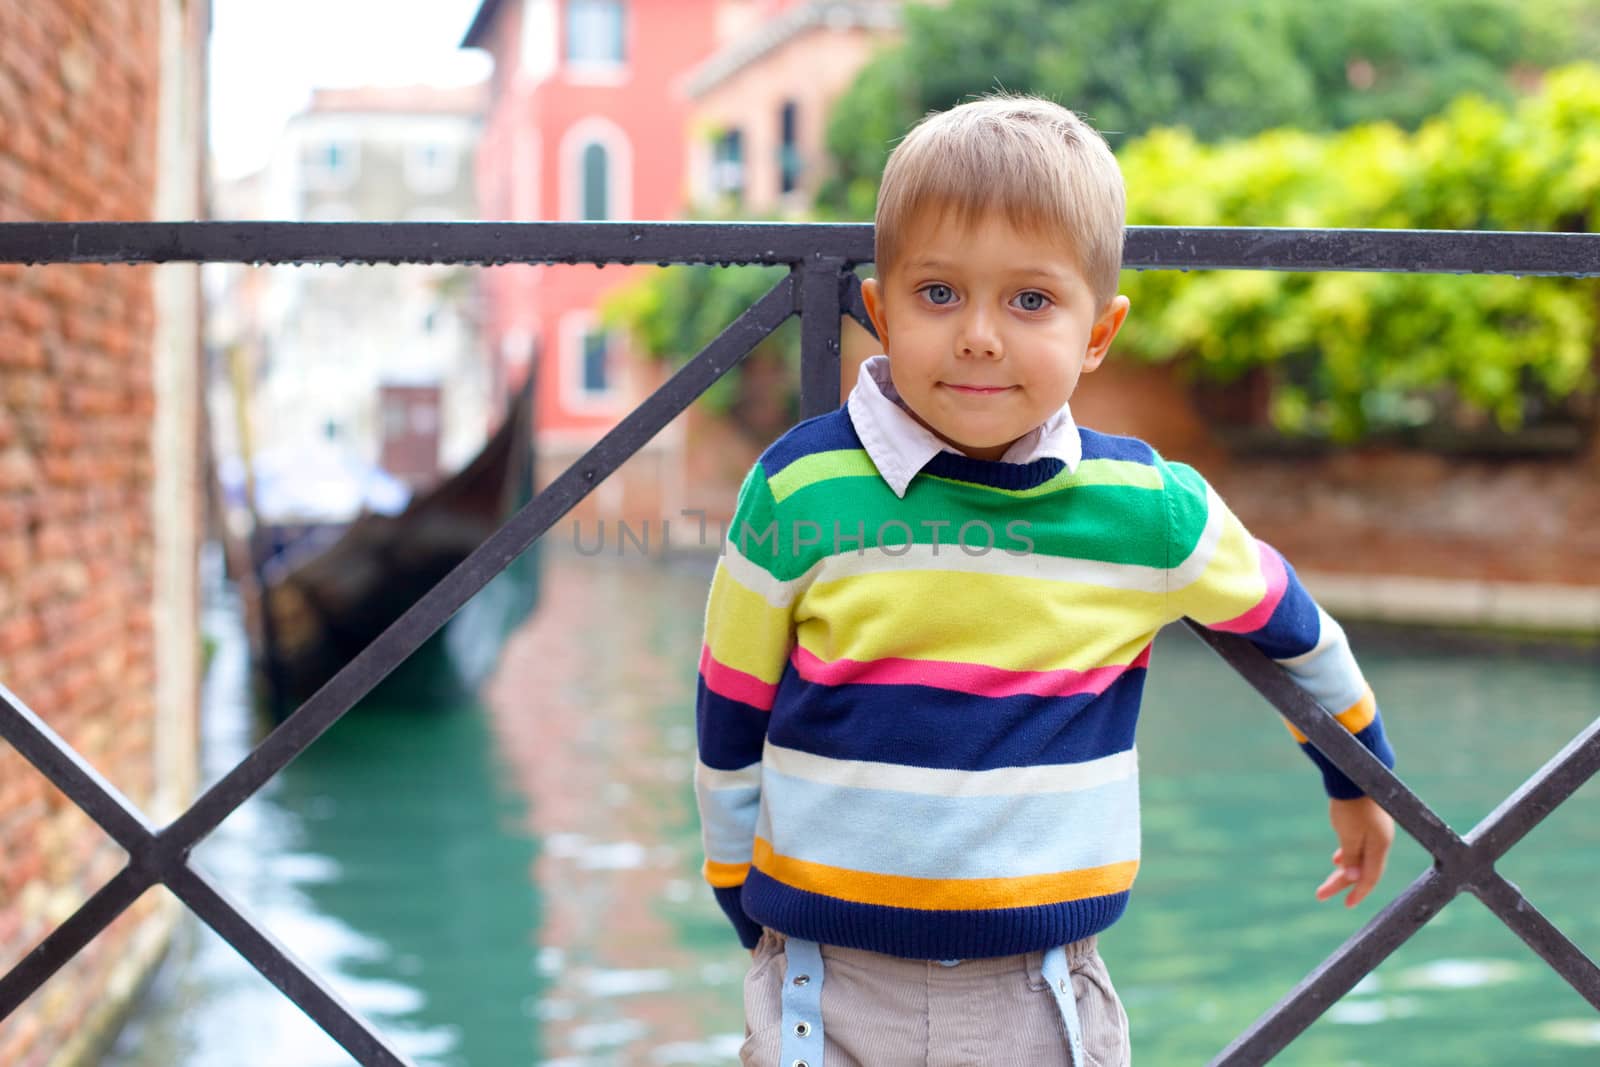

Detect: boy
694,95,1397,1066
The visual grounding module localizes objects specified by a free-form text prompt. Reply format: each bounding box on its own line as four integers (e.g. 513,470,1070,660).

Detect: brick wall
0,2,204,1064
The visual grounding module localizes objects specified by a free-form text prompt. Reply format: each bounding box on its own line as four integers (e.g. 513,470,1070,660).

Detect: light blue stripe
761,768,1140,880
699,784,761,863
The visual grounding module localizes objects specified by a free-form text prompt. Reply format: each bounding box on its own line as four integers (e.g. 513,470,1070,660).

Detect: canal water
106,550,1599,1066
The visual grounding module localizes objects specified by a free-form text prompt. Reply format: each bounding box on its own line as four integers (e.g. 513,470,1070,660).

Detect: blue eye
923,284,955,305
1014,291,1049,312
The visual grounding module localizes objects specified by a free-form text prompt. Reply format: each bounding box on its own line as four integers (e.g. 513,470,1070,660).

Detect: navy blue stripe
1239,554,1322,659
715,885,764,949
742,869,1130,959
760,408,861,479
697,681,771,771
1300,716,1397,799
1078,428,1157,465
766,669,1146,771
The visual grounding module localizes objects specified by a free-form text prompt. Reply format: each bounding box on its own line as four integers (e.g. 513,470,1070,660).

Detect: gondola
242,375,540,720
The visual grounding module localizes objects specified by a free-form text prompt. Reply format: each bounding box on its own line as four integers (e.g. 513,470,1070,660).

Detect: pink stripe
791,644,1152,700
699,643,779,711
1208,540,1289,634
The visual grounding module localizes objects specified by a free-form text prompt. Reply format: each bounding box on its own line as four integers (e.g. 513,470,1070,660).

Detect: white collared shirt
844,354,1083,498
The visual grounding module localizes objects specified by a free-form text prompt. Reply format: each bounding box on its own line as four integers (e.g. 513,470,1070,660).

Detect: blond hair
874,95,1126,307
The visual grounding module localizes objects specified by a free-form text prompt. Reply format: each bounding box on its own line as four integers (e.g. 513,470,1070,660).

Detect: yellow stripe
704,859,751,888
1171,514,1265,625
799,569,1161,674
927,457,1164,499
753,838,1137,911
770,450,880,502
705,564,792,684
1282,687,1378,744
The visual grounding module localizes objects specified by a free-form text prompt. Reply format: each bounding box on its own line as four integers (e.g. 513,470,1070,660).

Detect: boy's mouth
941,383,1016,395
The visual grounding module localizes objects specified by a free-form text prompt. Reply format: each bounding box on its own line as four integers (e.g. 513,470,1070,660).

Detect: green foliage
600,253,796,422
818,0,1594,218
1116,64,1600,439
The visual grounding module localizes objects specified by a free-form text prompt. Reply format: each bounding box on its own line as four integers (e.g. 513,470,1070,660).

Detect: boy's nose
957,311,1001,359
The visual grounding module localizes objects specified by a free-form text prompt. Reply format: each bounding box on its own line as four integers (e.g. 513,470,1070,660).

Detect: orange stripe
752,838,1138,911
1283,687,1377,744
704,859,751,888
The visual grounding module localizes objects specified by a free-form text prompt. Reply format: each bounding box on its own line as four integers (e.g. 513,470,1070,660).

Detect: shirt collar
845,354,1082,498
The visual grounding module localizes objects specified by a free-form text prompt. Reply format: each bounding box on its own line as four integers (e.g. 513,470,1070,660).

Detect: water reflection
108,553,1600,1067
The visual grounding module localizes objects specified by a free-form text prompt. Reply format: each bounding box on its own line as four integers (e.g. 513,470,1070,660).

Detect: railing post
798,255,847,419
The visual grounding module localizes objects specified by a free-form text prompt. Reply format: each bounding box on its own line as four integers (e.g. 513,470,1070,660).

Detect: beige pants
740,929,1131,1067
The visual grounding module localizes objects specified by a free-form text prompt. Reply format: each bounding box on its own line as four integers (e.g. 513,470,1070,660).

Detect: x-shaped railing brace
1190,624,1600,1065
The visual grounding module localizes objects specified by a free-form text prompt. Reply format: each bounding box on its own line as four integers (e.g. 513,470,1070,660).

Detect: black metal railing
0,221,1597,1066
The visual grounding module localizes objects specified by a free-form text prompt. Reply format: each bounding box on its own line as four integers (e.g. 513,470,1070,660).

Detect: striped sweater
694,406,1396,959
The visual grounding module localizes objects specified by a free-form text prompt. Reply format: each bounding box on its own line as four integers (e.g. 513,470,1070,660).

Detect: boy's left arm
1164,460,1397,907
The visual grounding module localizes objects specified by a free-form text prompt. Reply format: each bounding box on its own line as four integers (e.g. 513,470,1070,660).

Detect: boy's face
861,209,1129,462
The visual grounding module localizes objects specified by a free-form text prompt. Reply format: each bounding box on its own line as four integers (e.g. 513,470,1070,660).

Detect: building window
404,142,458,194
566,0,625,66
303,140,358,190
581,142,609,219
581,329,609,394
713,128,744,204
779,100,800,196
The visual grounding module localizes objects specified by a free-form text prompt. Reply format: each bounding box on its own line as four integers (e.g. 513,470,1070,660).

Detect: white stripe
1275,605,1368,713
719,541,820,609
1166,483,1231,593
762,742,1138,798
695,759,762,792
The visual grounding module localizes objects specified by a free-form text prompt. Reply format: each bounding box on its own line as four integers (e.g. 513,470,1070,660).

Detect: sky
208,0,493,181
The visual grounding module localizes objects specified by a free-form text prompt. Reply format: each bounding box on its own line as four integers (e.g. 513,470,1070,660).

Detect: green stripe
769,449,880,503
752,476,1171,580
1162,461,1211,561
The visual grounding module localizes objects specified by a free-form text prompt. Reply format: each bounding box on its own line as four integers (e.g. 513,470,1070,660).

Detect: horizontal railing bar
159,273,798,855
0,864,153,1017
0,683,157,852
167,863,414,1067
1471,873,1600,1010
1211,867,1457,1066
2,222,1599,276
1465,716,1600,863
1182,624,1466,863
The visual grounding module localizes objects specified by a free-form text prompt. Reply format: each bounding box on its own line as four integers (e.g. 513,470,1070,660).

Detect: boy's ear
1081,294,1130,374
861,276,890,350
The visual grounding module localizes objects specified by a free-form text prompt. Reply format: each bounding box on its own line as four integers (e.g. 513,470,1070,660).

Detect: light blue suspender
778,937,826,1067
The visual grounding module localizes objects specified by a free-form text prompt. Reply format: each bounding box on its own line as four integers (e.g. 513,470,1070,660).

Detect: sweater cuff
1301,718,1397,800
714,885,763,949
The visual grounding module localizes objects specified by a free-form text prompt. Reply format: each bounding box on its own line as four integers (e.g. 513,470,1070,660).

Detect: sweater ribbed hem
920,451,1065,491
741,870,1130,960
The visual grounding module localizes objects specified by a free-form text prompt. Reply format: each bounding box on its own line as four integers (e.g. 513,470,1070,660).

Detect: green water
107,554,1599,1066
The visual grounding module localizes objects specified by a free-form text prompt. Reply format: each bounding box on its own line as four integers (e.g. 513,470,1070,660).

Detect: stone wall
0,1,205,1064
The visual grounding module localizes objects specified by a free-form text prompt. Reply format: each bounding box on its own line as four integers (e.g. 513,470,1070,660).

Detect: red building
462,0,778,524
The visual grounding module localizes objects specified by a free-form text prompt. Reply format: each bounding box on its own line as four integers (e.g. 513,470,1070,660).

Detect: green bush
1117,64,1600,439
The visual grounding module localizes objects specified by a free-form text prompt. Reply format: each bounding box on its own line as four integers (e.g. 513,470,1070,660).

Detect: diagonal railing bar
160,273,798,856
0,684,157,851
1471,873,1600,1006
0,864,153,1017
799,256,848,419
1464,716,1600,862
1211,868,1459,1066
165,863,414,1067
842,271,876,337
1189,624,1600,1058
1183,624,1466,860
5,222,1600,276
